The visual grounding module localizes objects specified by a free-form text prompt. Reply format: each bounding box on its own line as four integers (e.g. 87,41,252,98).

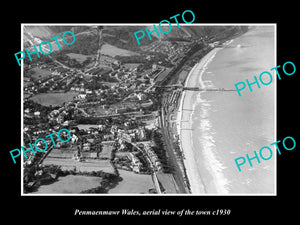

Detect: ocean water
190,26,275,194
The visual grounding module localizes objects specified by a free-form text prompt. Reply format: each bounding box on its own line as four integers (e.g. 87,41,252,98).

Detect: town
22,25,247,194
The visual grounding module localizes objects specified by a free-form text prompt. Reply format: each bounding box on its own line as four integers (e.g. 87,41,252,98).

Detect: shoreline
176,47,222,194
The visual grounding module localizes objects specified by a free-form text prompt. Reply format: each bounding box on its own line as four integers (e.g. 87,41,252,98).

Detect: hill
23,25,248,55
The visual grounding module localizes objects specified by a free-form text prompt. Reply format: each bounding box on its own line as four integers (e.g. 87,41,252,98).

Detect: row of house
144,144,162,172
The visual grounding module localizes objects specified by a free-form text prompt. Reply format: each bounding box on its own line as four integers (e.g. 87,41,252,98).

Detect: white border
21,23,277,196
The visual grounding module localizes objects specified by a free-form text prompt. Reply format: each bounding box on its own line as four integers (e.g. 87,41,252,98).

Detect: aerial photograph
21,24,275,195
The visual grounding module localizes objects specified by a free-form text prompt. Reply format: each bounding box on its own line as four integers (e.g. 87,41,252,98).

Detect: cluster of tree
98,73,119,83
102,26,156,51
115,55,147,64
83,77,107,90
24,163,121,193
52,51,92,69
24,100,52,124
61,34,98,55
75,116,110,125
166,37,192,42
80,173,122,193
23,53,54,65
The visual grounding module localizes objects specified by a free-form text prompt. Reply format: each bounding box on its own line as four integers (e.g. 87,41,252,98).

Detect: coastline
176,47,221,194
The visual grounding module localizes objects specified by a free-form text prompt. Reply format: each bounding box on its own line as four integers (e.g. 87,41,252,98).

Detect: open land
30,92,78,106
66,53,91,63
34,175,102,194
108,170,154,194
100,43,138,57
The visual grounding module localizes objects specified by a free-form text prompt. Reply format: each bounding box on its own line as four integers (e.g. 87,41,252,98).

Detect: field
29,67,53,81
66,53,91,63
43,157,114,174
30,92,78,106
101,44,138,57
108,170,154,194
34,175,102,194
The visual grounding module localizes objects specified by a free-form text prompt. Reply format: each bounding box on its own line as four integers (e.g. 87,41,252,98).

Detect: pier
183,87,236,91
157,84,236,92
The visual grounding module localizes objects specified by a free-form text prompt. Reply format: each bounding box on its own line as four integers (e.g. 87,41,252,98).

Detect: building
103,134,114,141
34,111,40,117
128,153,142,173
82,142,91,151
136,128,147,141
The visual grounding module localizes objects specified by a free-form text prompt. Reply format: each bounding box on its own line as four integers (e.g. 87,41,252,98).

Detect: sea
190,26,275,194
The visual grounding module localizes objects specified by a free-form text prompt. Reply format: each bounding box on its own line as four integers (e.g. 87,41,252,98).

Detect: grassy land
66,53,91,63
30,92,78,106
34,175,102,194
29,67,53,81
108,170,154,194
101,44,138,57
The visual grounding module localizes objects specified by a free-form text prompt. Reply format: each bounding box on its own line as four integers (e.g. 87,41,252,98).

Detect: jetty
156,84,236,92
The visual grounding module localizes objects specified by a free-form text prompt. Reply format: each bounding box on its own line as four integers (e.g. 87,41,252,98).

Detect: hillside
24,26,92,39
23,25,248,55
148,25,248,41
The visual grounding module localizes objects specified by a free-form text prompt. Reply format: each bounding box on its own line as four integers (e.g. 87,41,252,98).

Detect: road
94,28,104,67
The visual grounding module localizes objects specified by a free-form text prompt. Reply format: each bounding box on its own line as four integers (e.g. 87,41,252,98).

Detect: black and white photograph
20,24,276,195
3,4,298,223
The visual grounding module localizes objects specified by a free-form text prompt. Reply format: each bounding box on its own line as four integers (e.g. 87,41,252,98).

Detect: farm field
108,170,154,194
101,43,138,57
66,53,91,63
29,67,53,81
34,175,102,194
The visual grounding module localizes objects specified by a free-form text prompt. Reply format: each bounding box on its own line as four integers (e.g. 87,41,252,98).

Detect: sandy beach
177,47,220,194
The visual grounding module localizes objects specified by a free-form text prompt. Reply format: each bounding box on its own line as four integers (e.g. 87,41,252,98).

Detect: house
136,128,147,141
85,89,92,94
82,142,91,151
63,121,69,126
119,132,132,142
78,94,86,99
34,111,40,117
103,134,114,141
71,134,78,143
128,153,142,173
